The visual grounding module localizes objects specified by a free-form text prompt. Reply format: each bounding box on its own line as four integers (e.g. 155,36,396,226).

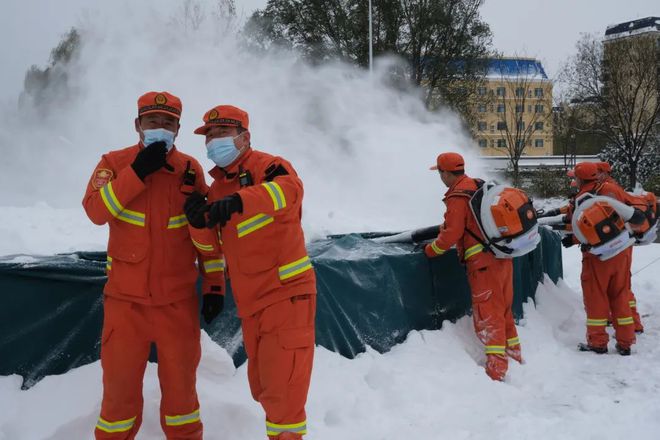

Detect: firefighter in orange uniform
596,161,644,334
83,92,225,440
563,162,638,355
424,152,521,381
184,105,316,439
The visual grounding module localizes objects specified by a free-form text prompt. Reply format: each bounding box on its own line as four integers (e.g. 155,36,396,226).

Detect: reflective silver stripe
430,241,445,255
165,409,200,426
96,416,136,433
507,337,520,347
237,214,274,238
278,256,313,280
168,214,188,229
266,420,307,435
262,181,286,211
203,259,225,273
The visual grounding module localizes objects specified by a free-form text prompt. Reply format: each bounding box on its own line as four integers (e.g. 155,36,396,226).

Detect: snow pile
2,245,659,439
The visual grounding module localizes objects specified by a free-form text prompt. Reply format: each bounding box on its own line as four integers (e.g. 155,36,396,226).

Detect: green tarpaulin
0,227,561,389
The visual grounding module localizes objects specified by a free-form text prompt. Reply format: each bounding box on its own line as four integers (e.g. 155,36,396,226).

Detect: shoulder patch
92,168,114,190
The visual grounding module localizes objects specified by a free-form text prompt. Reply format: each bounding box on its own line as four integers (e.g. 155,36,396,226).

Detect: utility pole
368,0,373,74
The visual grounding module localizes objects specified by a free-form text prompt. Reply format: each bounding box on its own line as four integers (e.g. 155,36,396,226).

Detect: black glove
207,193,243,228
184,191,209,229
561,234,575,248
131,141,168,181
201,294,224,324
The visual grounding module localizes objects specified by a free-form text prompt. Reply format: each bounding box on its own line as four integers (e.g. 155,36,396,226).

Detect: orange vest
83,144,224,305
191,148,316,318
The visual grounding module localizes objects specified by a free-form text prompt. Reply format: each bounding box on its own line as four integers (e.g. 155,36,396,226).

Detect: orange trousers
241,295,316,440
581,251,635,349
467,258,520,381
95,295,202,440
625,248,644,332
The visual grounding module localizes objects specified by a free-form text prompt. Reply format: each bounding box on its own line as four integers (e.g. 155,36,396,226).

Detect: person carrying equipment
423,152,539,381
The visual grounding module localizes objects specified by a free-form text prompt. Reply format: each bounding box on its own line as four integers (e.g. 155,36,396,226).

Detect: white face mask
142,128,176,151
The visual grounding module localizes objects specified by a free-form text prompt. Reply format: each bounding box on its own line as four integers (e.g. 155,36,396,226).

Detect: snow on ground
1,243,659,439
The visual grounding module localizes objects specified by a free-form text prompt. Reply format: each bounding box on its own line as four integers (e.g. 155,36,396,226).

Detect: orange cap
574,162,599,181
194,105,249,135
430,152,465,172
137,91,182,119
597,161,612,174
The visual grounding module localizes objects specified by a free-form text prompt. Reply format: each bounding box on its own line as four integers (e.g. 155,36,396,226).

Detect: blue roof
487,58,548,79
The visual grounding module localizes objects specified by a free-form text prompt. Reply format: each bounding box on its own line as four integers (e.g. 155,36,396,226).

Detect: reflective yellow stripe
507,337,520,347
262,181,287,211
617,317,634,326
587,318,608,326
237,213,274,238
465,244,484,259
192,238,214,252
266,420,307,436
99,182,145,226
279,256,313,280
106,256,112,271
203,259,225,273
430,241,445,255
165,409,200,427
167,214,189,229
629,301,636,308
96,416,136,433
117,209,145,227
485,345,506,355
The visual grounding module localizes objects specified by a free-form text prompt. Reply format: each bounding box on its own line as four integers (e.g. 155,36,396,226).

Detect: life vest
627,189,659,245
466,181,540,259
571,193,636,260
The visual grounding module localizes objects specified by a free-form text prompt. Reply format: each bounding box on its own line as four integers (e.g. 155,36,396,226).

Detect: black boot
577,343,608,354
615,344,631,356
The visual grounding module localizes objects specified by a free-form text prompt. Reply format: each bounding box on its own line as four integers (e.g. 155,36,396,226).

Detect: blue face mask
206,136,242,168
142,128,176,151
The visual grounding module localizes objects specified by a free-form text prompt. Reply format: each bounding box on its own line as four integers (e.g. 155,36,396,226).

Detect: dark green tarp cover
0,227,561,388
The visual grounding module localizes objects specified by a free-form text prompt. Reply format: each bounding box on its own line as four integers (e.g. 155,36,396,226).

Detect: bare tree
492,58,552,187
561,33,660,188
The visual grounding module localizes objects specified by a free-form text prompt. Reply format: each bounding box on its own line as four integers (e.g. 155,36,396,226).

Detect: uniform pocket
278,326,315,386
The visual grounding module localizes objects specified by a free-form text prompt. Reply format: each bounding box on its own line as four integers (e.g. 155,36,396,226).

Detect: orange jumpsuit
599,176,644,332
570,180,636,350
191,148,316,439
425,175,520,381
83,144,224,440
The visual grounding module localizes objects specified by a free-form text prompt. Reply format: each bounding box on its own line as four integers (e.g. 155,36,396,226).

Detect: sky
0,0,657,103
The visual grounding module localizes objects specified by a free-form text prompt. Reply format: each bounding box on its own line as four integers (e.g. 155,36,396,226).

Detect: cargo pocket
278,326,314,385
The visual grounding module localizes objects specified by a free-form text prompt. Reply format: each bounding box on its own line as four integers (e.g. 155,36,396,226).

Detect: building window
477,87,487,96
478,104,487,113
517,121,525,130
535,88,544,97
528,105,532,113
496,87,506,97
497,139,507,148
515,87,525,97
535,104,545,113
535,122,544,131
515,104,524,113
490,140,495,148
478,121,487,131
478,139,488,148
497,121,507,130
497,104,505,113
515,140,524,149
535,139,544,148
